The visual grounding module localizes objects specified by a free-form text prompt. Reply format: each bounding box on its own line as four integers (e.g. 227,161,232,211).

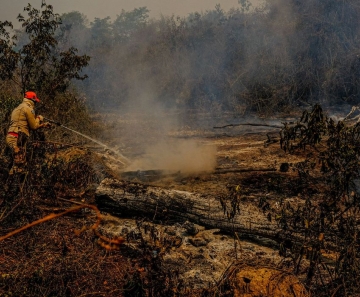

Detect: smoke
69,3,289,173
49,0,360,172
126,138,217,173
107,86,217,173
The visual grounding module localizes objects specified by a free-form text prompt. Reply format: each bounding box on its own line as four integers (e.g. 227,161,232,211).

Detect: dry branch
0,203,124,248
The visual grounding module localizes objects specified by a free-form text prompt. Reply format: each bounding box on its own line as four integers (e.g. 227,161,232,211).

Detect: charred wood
214,167,276,174
95,178,284,244
213,123,282,129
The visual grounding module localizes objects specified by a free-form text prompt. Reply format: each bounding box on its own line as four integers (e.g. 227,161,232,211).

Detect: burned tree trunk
95,178,282,243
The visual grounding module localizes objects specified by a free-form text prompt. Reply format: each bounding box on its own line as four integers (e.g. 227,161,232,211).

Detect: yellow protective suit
5,98,43,173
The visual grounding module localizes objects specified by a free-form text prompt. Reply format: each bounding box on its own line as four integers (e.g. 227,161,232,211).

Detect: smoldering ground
103,88,217,174
126,138,217,173
50,0,360,174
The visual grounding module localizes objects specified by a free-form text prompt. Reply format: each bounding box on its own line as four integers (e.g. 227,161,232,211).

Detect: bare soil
92,114,312,295
1,112,314,296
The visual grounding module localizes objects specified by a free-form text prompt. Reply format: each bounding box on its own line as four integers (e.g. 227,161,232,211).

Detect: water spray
44,117,131,165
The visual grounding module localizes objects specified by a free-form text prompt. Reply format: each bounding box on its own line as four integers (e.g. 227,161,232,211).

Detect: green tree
238,0,252,12
89,17,113,49
0,21,18,81
0,1,90,101
113,7,149,43
58,11,90,50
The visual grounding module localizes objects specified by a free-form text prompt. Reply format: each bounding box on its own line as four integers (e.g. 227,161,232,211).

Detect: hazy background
2,0,359,173
0,0,259,26
0,0,256,174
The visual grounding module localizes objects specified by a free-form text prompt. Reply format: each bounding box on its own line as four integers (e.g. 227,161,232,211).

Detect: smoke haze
3,0,359,173
1,0,261,26
126,139,217,173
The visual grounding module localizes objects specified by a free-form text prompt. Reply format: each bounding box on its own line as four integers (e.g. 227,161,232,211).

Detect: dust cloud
103,80,217,174
126,139,217,173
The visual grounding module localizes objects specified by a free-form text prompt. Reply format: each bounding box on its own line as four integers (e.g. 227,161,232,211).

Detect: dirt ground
100,112,306,193
92,112,312,295
1,111,315,296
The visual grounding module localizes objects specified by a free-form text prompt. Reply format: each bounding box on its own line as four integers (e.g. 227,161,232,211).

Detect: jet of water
44,118,130,165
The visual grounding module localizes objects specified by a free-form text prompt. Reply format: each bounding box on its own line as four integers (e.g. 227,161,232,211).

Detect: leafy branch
0,1,90,101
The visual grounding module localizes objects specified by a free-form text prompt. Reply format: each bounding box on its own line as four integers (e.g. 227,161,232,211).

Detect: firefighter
5,91,50,174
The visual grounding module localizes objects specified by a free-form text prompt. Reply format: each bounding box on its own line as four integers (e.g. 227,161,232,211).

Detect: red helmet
24,91,40,103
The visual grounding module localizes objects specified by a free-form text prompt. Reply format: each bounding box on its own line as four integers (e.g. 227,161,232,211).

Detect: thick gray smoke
17,0,358,172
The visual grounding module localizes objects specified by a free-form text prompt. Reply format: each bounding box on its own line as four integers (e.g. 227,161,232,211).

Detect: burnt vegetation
1,0,360,296
275,105,360,296
55,0,360,114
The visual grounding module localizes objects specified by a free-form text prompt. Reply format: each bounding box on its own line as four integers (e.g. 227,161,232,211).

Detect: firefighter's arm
36,116,51,128
34,115,51,128
25,108,44,130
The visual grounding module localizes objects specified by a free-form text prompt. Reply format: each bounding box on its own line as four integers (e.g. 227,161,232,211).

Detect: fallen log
213,123,282,129
215,167,276,174
95,178,283,244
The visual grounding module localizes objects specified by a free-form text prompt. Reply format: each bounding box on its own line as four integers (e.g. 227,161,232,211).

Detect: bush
0,1,99,147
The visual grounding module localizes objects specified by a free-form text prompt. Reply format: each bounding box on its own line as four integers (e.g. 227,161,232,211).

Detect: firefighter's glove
42,122,51,128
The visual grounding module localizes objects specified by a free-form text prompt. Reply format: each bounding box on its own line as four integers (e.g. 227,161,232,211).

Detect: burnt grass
240,171,320,197
0,125,358,297
0,145,188,297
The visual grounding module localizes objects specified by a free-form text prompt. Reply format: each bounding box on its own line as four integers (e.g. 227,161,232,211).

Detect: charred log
213,123,282,129
95,178,283,244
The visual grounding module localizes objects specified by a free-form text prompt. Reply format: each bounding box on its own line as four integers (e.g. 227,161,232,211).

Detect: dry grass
0,215,131,297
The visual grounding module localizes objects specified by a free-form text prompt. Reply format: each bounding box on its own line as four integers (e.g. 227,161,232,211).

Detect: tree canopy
2,0,360,114
0,1,90,102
